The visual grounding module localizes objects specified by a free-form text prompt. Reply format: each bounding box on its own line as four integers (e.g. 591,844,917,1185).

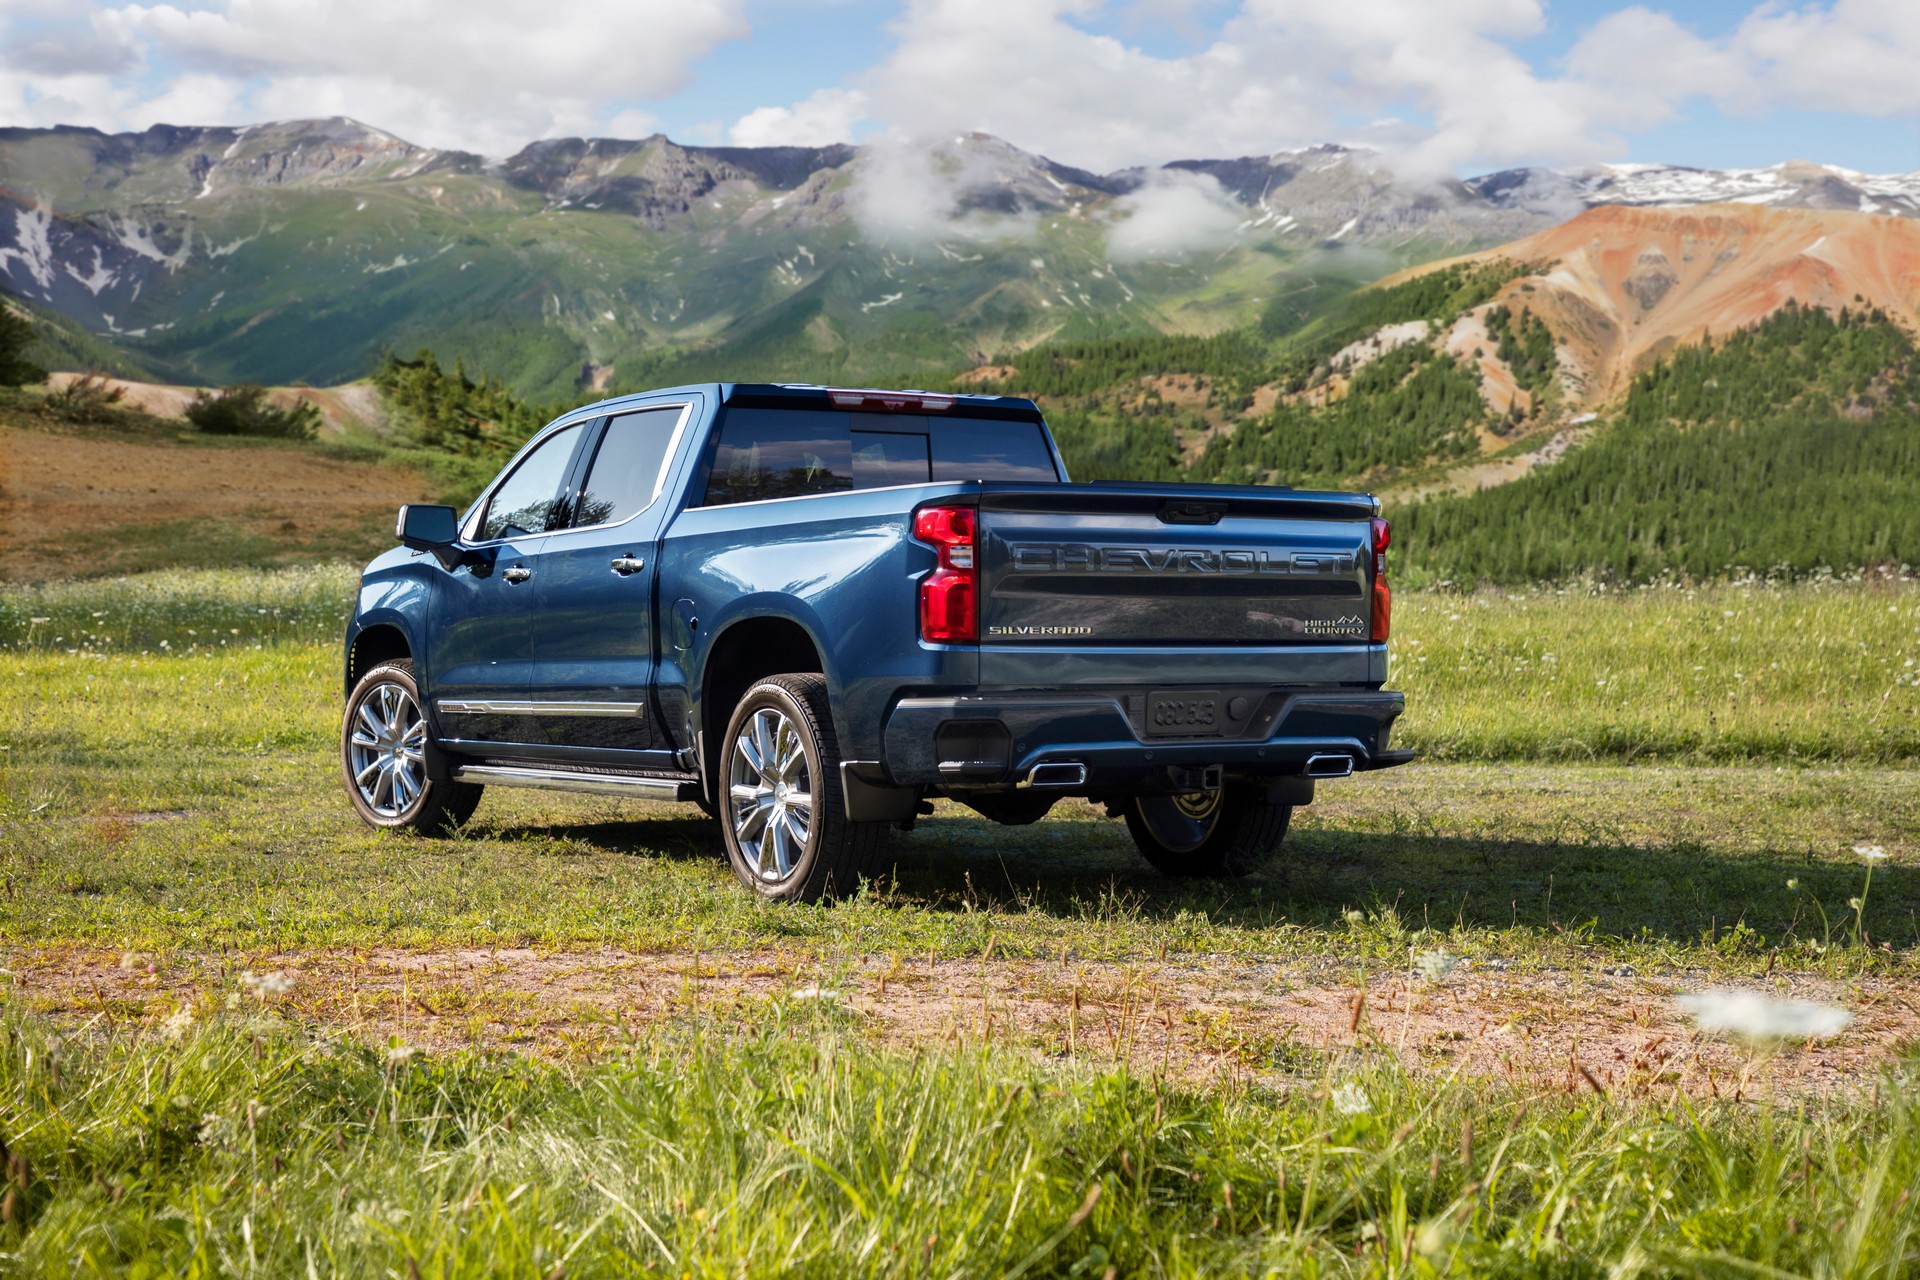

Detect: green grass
1391,580,1920,764
3,570,1916,977
4,1011,1918,1277
5,570,1919,1274
0,564,355,653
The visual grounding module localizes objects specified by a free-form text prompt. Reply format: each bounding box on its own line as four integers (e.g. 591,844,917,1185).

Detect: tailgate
977,483,1377,646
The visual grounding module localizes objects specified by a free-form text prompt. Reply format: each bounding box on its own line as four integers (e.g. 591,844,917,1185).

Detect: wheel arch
697,613,828,803
345,621,414,698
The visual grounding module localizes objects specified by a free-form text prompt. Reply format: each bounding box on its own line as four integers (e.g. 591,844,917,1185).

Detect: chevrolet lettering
1009,544,1358,576
341,381,1410,903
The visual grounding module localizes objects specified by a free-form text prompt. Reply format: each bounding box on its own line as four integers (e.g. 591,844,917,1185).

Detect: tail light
1369,516,1391,643
914,504,978,643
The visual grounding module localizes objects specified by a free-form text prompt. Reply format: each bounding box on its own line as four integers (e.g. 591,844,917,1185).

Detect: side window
931,418,1058,482
703,408,853,506
573,407,683,528
851,429,931,487
477,422,583,540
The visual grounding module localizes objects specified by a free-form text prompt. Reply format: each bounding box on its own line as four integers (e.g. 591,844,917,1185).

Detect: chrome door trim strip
450,764,696,801
437,699,646,717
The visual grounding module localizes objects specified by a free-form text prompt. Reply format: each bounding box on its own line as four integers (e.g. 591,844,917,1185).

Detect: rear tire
342,660,482,833
1125,786,1291,878
716,674,887,902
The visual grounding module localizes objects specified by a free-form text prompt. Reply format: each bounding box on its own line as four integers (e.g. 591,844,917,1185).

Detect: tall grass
1393,578,1920,763
7,565,1917,765
0,564,356,653
3,1011,1915,1277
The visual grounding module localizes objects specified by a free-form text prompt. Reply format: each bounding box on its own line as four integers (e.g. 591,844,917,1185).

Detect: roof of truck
569,382,1044,422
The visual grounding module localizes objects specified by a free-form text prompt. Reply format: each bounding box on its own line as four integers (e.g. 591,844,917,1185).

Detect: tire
1124,786,1292,878
716,674,887,903
341,660,482,833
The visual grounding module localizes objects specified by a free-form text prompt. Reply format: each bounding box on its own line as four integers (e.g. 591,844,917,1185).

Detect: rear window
701,408,1056,506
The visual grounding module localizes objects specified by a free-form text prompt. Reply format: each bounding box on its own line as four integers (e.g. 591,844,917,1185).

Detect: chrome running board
451,764,699,802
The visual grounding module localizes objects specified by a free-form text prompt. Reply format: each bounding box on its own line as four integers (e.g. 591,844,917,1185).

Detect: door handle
503,564,533,584
610,554,646,576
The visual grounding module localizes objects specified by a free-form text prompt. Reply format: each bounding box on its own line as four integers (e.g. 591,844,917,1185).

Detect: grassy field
4,568,1918,1274
5,1013,1916,1277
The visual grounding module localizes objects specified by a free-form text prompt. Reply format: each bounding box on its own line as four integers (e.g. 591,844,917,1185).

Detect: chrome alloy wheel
728,705,814,881
347,682,427,818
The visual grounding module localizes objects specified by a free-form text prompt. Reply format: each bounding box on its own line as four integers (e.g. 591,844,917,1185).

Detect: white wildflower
1676,990,1851,1041
1414,949,1459,982
239,970,294,999
1786,878,1799,891
386,1042,418,1065
159,1006,195,1041
791,986,840,1001
1331,1083,1371,1115
1852,845,1889,861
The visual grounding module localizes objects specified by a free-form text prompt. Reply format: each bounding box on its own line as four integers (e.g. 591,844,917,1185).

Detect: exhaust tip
1025,761,1088,788
1304,753,1355,778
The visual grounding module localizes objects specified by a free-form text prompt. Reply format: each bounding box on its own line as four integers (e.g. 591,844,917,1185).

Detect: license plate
1146,690,1223,738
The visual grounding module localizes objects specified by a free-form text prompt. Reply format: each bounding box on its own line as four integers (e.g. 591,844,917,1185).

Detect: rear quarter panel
657,483,979,760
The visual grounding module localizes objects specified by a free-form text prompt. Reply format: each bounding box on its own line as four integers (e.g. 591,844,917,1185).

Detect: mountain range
5,116,1920,399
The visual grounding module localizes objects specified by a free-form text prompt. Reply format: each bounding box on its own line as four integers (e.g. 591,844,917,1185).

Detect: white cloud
7,0,1920,176
846,134,1044,243
858,0,1330,172
1103,170,1243,260
729,87,868,147
1564,1,1920,142
1,0,751,154
734,0,1920,179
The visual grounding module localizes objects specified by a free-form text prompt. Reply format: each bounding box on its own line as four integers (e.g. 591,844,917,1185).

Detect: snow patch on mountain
0,206,55,290
107,215,191,271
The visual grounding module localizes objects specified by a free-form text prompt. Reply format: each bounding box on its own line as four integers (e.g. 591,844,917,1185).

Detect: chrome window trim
688,480,954,512
550,402,696,539
459,415,602,546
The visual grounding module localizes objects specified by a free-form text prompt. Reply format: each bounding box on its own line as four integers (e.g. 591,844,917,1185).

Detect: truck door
526,402,694,751
429,420,591,749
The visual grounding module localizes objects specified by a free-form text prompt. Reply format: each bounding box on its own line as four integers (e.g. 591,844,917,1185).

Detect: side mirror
396,504,465,569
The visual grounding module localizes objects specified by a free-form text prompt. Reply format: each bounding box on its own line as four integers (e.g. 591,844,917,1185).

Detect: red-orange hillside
1399,204,1920,403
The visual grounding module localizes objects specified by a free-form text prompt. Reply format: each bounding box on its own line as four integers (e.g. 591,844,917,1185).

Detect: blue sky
3,0,1917,175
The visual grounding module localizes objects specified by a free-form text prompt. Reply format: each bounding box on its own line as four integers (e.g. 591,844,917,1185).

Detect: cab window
573,407,683,528
477,422,584,540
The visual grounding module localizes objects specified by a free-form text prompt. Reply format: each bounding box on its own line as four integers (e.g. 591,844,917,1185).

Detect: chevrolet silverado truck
341,382,1411,900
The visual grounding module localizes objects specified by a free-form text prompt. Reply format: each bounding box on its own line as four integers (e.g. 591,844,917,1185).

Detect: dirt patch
1329,319,1431,373
44,374,390,440
15,946,1914,1099
954,365,1018,386
1386,424,1595,502
0,420,428,581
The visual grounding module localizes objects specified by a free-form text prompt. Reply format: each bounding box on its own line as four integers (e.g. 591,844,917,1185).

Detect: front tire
717,674,886,902
1125,786,1291,878
341,660,482,833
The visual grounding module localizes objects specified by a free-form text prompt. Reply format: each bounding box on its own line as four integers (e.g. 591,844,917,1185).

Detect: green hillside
1398,303,1920,583
9,292,169,382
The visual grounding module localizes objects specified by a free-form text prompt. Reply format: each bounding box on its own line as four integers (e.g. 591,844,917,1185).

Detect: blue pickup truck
341,382,1410,900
